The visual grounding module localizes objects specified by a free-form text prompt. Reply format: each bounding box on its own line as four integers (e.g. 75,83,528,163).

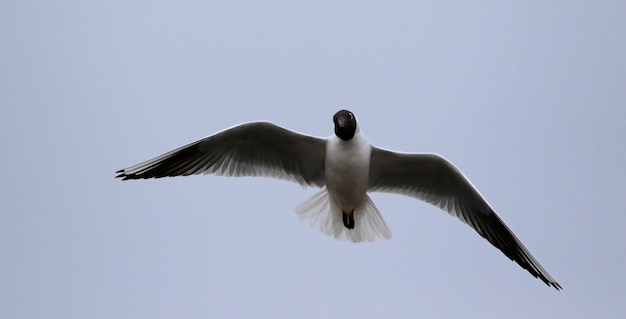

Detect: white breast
324,134,371,212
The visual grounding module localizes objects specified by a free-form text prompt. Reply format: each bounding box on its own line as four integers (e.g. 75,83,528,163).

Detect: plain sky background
2,1,625,318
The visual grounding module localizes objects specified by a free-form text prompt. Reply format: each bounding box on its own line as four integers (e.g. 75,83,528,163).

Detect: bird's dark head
333,110,357,140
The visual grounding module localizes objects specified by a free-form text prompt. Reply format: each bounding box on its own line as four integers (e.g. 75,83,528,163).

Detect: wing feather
116,122,326,187
369,146,561,290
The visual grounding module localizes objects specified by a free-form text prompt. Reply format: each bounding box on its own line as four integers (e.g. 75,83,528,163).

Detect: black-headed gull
116,110,561,290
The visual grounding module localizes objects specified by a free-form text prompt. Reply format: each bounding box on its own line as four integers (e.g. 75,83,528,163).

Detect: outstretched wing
116,122,326,187
369,147,561,290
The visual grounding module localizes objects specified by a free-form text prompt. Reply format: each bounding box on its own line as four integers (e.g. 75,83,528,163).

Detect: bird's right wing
116,122,326,187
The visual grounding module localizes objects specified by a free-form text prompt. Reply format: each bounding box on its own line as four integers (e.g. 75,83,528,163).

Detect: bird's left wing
368,146,561,290
116,122,326,187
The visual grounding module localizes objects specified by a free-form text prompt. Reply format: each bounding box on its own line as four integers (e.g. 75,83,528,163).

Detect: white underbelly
324,136,371,212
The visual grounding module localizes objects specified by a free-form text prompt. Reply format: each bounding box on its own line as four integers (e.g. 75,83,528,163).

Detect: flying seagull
116,110,561,290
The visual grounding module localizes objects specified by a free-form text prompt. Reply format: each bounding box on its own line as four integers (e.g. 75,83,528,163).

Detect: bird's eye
348,113,354,120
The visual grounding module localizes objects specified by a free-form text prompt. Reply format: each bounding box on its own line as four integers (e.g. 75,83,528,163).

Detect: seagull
116,109,561,290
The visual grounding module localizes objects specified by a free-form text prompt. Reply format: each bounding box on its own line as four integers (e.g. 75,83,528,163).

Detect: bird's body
325,132,370,222
116,110,561,290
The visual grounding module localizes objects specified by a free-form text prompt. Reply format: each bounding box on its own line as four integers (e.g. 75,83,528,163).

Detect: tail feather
295,188,391,242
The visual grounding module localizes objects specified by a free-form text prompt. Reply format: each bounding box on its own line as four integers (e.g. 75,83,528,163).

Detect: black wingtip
537,273,561,290
115,169,129,180
115,171,151,180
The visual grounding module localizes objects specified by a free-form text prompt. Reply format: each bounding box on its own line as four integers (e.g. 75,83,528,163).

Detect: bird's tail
295,188,391,242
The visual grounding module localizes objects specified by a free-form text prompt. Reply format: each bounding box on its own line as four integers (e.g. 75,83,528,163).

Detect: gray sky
2,1,625,318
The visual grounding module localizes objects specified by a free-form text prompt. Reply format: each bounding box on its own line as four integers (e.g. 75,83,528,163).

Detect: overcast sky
2,1,625,318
